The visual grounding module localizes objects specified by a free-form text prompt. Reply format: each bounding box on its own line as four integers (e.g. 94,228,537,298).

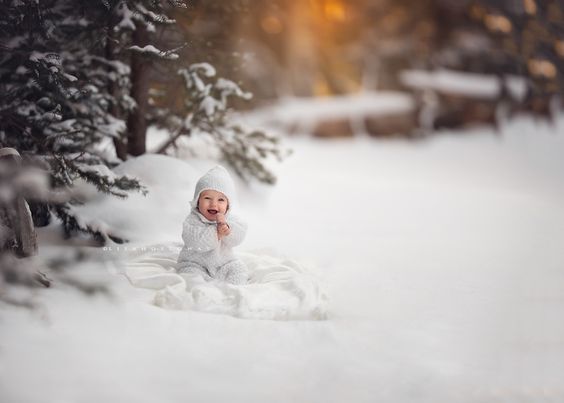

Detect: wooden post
127,23,150,156
0,148,38,257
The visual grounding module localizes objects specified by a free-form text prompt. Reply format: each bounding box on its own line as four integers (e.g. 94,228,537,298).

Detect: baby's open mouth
207,209,218,215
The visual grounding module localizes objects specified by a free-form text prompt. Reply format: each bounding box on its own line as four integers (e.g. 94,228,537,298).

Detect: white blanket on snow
122,244,328,320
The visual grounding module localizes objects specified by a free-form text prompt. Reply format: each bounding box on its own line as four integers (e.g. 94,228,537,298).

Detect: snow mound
113,153,198,188
123,244,328,320
74,154,199,243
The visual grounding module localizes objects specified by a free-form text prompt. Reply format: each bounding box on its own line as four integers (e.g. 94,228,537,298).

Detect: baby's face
197,189,228,221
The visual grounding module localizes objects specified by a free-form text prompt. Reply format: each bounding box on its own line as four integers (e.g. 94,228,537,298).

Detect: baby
176,165,249,285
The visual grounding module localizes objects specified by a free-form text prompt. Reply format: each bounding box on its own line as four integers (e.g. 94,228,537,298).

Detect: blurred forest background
182,0,564,127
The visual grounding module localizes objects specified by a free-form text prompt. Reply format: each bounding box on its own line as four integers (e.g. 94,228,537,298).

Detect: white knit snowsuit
176,165,249,285
177,208,248,284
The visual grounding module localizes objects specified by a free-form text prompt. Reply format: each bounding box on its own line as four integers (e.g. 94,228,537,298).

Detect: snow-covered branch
128,44,179,60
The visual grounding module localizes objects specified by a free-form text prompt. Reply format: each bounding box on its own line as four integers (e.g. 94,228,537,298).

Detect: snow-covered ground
1,114,564,403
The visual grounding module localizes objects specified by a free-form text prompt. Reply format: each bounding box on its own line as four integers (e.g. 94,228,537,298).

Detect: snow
401,69,528,101
116,1,136,31
178,66,253,117
69,153,198,243
106,59,130,76
135,4,176,25
179,67,210,93
61,16,89,27
190,62,217,77
48,118,76,133
77,164,118,181
216,78,253,102
128,45,179,60
247,91,414,133
29,51,60,66
98,115,126,138
1,108,564,402
200,95,224,115
63,73,78,82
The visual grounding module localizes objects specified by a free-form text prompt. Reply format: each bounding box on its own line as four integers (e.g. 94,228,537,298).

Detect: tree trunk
127,24,150,156
106,18,128,161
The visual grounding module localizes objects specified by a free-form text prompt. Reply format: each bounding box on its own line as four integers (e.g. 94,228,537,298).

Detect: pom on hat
191,165,237,211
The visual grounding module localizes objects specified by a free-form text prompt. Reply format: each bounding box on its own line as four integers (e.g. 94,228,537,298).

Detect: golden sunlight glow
323,0,347,22
484,14,512,33
528,59,557,79
261,15,283,34
524,0,537,15
314,74,332,97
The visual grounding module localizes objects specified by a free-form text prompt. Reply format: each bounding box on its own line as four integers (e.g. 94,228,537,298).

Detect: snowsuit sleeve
222,215,247,248
182,214,219,252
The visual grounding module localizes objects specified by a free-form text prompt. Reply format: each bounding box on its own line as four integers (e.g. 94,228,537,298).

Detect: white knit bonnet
191,165,237,212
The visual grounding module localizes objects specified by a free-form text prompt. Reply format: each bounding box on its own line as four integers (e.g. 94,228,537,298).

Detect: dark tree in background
108,0,188,158
468,0,564,116
107,0,284,182
141,0,286,184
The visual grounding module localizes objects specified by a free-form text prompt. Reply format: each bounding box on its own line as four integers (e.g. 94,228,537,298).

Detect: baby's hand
215,212,226,223
217,222,231,240
215,213,228,239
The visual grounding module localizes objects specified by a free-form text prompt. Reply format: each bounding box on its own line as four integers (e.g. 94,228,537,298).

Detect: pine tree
105,0,188,158
153,63,286,184
145,1,288,184
0,0,143,240
115,0,287,182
